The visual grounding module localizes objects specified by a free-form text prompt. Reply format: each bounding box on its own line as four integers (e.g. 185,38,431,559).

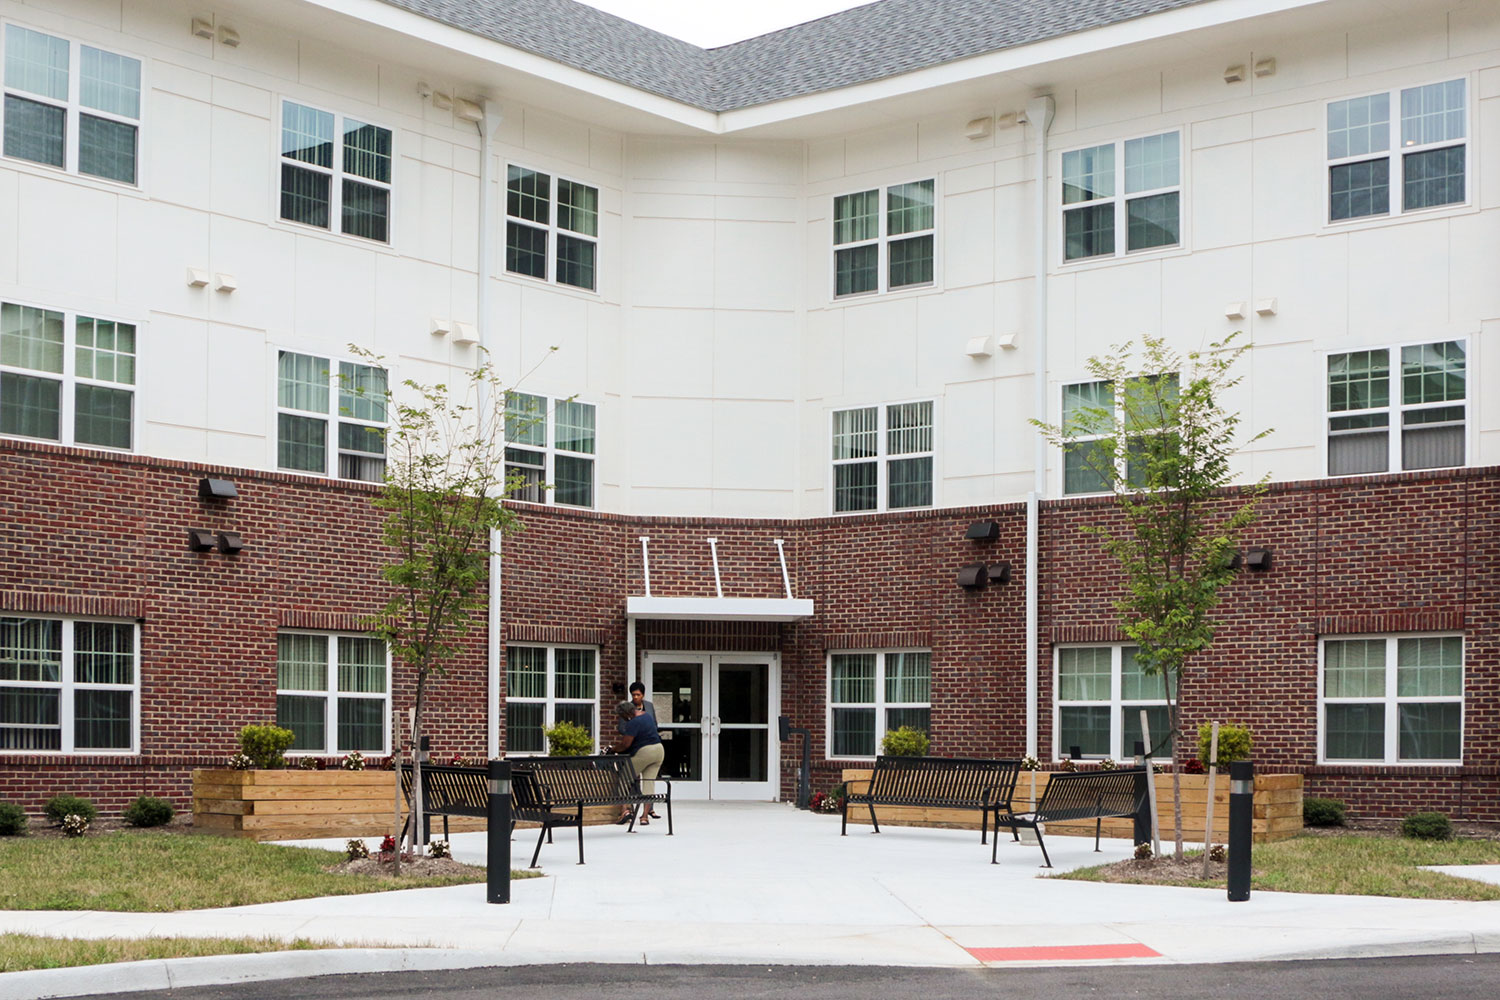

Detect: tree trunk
1167,693,1184,860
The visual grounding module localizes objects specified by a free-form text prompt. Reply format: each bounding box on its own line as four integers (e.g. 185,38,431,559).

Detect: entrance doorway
640,653,779,800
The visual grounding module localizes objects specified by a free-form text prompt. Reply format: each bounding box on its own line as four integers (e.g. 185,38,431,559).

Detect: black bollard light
1227,759,1253,902
487,759,512,905
778,715,812,809
1130,742,1150,846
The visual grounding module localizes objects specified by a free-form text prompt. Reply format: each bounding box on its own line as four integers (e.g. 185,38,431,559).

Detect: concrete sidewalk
4,801,1500,998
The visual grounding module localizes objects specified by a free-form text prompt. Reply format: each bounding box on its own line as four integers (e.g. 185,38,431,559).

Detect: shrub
345,839,370,860
1402,811,1454,841
1303,797,1348,828
44,795,97,827
239,724,295,769
545,720,593,757
0,802,28,836
61,813,90,838
880,726,930,757
122,795,175,828
1198,722,1252,767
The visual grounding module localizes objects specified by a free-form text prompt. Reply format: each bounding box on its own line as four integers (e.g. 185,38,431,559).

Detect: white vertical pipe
475,100,503,759
1024,95,1055,762
639,536,652,596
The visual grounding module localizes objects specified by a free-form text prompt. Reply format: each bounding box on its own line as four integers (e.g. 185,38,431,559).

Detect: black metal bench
510,754,673,867
841,756,1021,844
991,767,1150,867
399,763,488,844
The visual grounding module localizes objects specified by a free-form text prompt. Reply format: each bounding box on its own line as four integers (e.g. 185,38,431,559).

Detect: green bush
0,801,28,836
122,795,175,828
44,795,97,826
545,720,593,756
1303,797,1347,827
880,726,930,757
239,723,296,769
1401,811,1454,841
1197,722,1252,767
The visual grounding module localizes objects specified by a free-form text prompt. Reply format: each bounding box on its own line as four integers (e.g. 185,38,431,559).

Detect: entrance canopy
625,596,814,621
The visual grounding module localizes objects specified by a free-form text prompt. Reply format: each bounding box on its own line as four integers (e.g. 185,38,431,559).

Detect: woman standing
610,699,664,826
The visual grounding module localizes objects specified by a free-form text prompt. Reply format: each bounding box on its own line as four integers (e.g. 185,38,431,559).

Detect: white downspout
478,99,503,758
1023,95,1055,762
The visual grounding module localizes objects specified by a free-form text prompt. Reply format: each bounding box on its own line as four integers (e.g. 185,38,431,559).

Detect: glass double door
641,654,778,800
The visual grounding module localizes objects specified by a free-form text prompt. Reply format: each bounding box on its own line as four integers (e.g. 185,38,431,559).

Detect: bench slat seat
511,755,673,866
399,763,488,844
842,756,1021,844
991,767,1149,867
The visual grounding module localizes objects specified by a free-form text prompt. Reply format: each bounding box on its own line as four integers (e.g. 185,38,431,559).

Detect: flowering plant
1019,754,1040,771
227,752,254,771
379,834,397,853
345,839,370,860
1133,841,1153,860
1059,758,1078,772
61,813,90,838
1179,757,1206,774
297,755,325,770
429,840,451,859
342,751,365,771
1098,757,1118,771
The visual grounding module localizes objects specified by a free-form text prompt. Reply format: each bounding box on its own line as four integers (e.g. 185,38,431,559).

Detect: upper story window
1,300,134,450
280,101,392,243
505,646,598,754
832,179,934,297
831,401,933,512
1327,80,1466,223
1060,374,1178,495
276,350,387,482
1062,131,1180,262
1322,635,1462,763
276,632,389,756
504,391,595,508
1054,645,1171,760
2,24,140,184
506,166,598,292
1,616,137,754
827,650,930,758
1326,340,1464,476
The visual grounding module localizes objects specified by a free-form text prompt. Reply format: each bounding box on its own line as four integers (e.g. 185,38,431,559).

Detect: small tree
354,346,543,869
1034,332,1269,859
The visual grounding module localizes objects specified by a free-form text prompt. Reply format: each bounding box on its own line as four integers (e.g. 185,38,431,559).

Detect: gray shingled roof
377,0,1216,112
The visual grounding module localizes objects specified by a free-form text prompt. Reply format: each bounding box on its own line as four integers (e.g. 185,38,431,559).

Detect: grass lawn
1057,833,1500,900
0,933,352,973
0,832,539,912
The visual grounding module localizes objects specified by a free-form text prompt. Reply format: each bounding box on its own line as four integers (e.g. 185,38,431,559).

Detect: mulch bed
326,855,483,878
1082,853,1234,886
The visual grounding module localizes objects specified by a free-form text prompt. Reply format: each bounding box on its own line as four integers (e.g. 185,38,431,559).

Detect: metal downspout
1023,95,1055,761
478,100,503,758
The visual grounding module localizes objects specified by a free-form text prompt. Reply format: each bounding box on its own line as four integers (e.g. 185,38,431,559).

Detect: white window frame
829,399,936,513
1324,78,1470,225
0,297,137,452
825,649,931,761
1052,644,1170,761
1323,337,1468,478
504,163,600,292
503,644,600,756
277,97,393,244
1319,634,1464,765
276,631,391,757
1060,129,1183,264
272,348,388,483
0,615,140,755
1058,374,1178,496
0,21,143,186
830,177,937,299
503,391,596,509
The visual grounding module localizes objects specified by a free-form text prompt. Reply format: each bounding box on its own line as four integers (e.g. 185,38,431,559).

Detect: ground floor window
1054,645,1171,759
1321,634,1462,763
276,632,389,756
826,650,930,758
0,616,137,753
504,645,598,754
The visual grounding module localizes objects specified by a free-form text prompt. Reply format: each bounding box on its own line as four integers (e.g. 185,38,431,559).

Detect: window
1322,635,1462,763
503,391,595,507
1055,646,1171,760
2,24,140,184
832,179,935,296
505,166,598,291
1,300,134,450
1060,374,1178,495
1062,131,1180,261
827,651,930,757
505,646,598,754
276,632,389,756
1326,340,1464,476
276,350,387,482
831,401,933,512
1327,80,1466,222
0,616,136,753
280,101,392,242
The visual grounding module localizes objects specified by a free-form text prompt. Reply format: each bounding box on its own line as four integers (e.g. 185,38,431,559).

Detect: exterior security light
965,520,1000,541
199,478,238,501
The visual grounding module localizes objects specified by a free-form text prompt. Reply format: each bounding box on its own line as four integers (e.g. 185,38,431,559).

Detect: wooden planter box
840,768,1303,844
192,768,619,841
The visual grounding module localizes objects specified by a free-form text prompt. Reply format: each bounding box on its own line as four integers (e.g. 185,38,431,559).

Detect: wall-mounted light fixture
198,477,237,501
187,529,215,551
958,564,987,589
1244,547,1273,571
965,520,1000,542
987,562,1012,585
216,532,245,555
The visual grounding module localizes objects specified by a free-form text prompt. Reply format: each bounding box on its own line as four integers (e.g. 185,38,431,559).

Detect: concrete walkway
4,802,1500,998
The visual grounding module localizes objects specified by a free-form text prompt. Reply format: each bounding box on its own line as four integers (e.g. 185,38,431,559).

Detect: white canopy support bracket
639,536,652,597
707,537,723,598
774,538,792,599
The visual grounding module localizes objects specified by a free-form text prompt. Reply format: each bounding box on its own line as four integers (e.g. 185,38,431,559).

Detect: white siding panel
626,307,714,397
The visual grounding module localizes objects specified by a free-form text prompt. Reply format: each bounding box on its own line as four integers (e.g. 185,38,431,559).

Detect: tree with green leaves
1033,332,1270,859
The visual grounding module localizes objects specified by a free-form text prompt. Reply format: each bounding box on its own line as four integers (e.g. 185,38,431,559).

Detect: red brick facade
2,439,1496,822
